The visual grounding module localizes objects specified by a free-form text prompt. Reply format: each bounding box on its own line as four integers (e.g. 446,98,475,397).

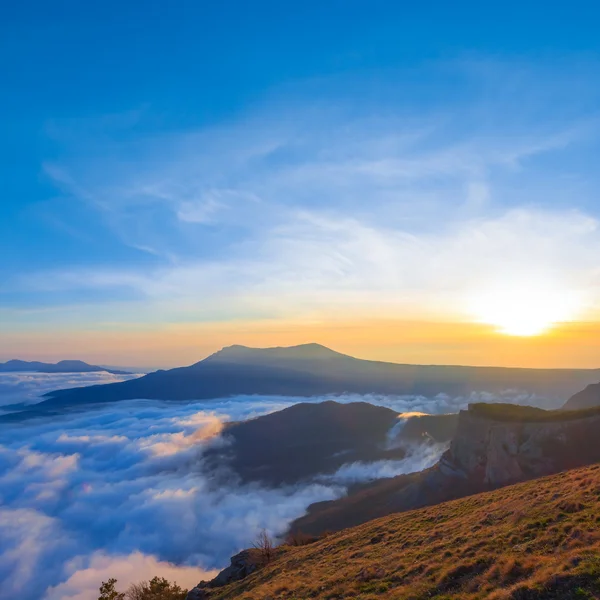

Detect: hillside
203,401,458,485
563,383,600,411
204,401,403,485
196,463,600,600
291,402,600,536
0,359,130,375
38,343,600,407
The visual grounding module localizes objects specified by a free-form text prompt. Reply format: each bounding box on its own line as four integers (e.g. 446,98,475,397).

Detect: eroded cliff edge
292,403,600,535
439,403,600,485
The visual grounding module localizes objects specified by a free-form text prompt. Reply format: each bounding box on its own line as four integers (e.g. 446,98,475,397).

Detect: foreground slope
41,343,600,407
208,464,600,599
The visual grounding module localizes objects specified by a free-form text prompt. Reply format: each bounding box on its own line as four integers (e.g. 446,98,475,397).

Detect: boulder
211,549,261,587
185,586,209,600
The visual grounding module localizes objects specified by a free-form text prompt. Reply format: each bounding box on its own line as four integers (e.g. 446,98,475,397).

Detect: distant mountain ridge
0,359,131,375
38,342,600,407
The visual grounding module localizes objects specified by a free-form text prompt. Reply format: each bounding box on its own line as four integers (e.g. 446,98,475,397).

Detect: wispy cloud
3,58,600,331
13,207,600,325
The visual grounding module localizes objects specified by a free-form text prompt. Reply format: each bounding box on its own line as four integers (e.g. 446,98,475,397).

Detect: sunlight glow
468,283,583,337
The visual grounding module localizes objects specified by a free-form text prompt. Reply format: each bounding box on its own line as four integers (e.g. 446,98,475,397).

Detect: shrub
284,530,319,546
125,577,187,600
98,577,187,600
253,529,275,564
98,579,125,600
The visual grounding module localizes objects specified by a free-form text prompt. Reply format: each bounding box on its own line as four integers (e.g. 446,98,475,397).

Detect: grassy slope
468,402,600,422
213,464,600,600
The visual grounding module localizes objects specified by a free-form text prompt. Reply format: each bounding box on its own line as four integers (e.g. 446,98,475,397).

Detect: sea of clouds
0,373,550,600
0,372,141,410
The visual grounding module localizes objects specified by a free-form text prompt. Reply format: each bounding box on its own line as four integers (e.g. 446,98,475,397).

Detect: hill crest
200,343,350,365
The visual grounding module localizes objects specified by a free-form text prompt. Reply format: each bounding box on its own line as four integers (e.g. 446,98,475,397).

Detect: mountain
563,382,600,410
203,401,458,486
189,462,600,600
290,402,600,536
39,343,600,407
0,359,131,375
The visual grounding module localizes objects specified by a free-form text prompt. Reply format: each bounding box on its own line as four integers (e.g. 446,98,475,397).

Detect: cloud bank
0,374,558,599
0,372,140,410
322,442,447,485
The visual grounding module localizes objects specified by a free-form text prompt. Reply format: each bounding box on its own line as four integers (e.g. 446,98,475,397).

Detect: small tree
252,529,275,564
98,578,125,600
125,576,187,600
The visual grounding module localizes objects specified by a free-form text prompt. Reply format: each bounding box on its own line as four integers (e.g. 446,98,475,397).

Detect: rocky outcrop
186,549,263,600
291,403,600,536
185,587,209,600
211,549,262,586
438,404,600,486
562,382,600,410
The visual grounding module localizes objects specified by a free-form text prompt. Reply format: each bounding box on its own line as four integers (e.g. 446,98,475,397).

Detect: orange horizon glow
2,318,600,371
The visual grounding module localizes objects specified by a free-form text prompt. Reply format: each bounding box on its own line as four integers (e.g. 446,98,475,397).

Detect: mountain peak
55,360,90,367
202,343,348,364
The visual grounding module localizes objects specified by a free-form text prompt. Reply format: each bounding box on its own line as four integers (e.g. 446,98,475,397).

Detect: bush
98,577,187,600
126,577,187,600
253,529,275,564
284,530,319,546
98,579,125,600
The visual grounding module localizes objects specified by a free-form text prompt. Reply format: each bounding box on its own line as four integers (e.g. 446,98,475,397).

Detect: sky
2,1,600,368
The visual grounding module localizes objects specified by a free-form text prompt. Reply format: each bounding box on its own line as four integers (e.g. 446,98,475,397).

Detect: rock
185,587,209,600
211,549,262,587
563,383,600,410
440,405,600,486
185,548,263,598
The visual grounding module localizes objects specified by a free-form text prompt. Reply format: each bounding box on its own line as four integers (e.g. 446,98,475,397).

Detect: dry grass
468,402,600,422
211,464,600,599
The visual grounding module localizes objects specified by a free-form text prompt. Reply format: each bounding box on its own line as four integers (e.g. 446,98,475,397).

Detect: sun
468,284,581,337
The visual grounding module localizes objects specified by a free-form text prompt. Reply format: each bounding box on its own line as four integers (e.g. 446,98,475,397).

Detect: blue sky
2,1,600,365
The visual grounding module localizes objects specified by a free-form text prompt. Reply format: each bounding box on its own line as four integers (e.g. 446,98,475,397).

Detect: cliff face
563,382,600,410
291,403,600,536
439,406,600,486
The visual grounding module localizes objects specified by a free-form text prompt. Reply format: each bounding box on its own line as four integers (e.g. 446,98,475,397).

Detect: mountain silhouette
38,343,600,407
0,359,130,375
